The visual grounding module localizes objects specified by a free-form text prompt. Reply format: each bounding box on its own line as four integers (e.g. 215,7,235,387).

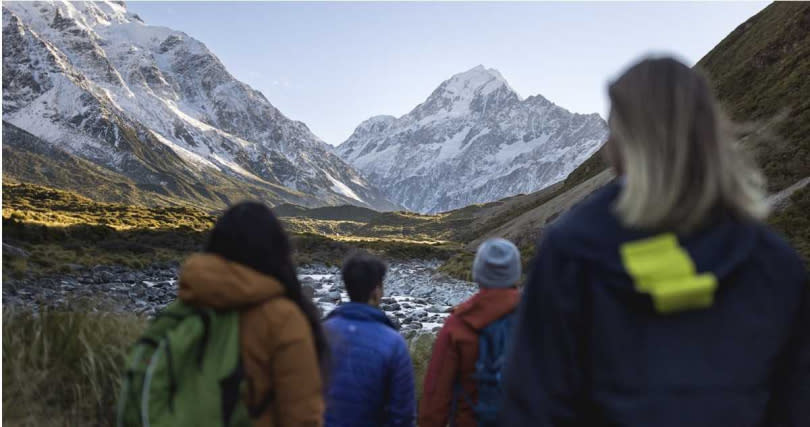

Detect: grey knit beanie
472,238,521,288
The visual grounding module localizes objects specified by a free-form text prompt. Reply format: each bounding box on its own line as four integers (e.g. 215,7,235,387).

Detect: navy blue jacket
501,181,809,427
323,302,416,427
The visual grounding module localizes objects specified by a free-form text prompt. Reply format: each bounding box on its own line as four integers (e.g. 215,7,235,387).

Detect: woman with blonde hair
500,57,808,426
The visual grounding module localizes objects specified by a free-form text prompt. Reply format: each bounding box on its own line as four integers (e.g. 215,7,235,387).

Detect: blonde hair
607,57,768,233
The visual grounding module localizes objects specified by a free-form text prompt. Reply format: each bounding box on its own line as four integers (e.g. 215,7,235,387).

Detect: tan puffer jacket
179,254,324,427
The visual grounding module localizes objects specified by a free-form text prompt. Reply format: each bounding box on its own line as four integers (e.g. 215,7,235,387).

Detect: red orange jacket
419,288,520,427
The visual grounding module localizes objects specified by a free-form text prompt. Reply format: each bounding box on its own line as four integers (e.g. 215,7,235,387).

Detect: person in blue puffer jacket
323,253,416,427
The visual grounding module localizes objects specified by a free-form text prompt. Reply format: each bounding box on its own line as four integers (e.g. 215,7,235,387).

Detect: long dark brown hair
204,201,328,370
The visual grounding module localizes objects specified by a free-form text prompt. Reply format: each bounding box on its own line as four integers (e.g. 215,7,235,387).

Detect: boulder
302,284,315,300
388,315,402,330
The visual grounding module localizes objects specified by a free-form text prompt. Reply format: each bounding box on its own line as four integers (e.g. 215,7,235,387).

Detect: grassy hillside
1,183,458,278
769,185,810,263
2,183,214,277
698,1,810,261
698,2,810,193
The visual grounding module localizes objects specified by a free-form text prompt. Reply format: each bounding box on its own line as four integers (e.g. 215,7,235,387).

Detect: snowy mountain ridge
337,65,609,213
2,0,398,210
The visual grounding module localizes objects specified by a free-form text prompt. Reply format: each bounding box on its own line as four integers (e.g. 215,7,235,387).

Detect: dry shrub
2,309,146,426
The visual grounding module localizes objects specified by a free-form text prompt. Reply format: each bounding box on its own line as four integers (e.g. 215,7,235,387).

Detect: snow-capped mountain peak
337,67,607,213
3,0,398,210
441,65,512,98
411,65,520,123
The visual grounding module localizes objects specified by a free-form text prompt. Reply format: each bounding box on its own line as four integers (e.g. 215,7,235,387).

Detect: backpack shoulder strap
449,377,476,427
478,311,517,365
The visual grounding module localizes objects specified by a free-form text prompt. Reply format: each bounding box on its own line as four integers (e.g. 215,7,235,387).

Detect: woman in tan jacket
178,201,327,427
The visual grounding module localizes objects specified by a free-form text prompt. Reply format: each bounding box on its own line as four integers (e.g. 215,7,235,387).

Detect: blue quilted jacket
324,302,416,427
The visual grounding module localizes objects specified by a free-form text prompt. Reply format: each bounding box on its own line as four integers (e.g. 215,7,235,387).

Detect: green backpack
116,301,256,427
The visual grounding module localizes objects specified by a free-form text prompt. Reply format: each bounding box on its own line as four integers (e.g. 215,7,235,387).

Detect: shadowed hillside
698,1,810,192
2,121,319,211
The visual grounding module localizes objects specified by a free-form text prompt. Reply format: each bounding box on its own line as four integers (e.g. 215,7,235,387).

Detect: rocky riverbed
300,261,477,335
2,260,476,336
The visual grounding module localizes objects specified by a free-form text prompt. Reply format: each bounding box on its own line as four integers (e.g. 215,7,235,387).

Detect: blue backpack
451,311,516,427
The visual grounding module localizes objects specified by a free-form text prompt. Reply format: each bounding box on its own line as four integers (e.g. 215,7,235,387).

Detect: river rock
427,305,445,313
3,243,29,258
3,260,478,337
302,284,315,300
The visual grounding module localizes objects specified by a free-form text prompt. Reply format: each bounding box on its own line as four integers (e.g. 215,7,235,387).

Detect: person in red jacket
419,238,522,427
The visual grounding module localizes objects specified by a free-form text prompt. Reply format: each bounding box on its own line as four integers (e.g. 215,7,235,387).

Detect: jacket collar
328,302,396,330
178,253,285,309
454,288,520,331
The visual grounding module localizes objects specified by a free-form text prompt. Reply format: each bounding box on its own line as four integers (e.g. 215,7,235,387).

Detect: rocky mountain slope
337,65,608,213
2,1,397,210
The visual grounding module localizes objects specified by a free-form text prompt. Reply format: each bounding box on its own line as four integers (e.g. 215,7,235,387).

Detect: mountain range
2,1,608,215
2,0,397,211
337,65,607,213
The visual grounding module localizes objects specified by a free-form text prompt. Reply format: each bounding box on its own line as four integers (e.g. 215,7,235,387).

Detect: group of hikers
117,56,808,427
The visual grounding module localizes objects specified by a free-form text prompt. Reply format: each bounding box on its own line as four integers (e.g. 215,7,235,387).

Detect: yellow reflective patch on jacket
620,233,718,314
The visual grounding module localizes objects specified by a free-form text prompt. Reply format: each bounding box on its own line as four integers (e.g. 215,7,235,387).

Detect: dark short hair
342,252,387,302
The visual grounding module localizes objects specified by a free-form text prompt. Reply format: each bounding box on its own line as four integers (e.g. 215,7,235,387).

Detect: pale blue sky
129,1,768,145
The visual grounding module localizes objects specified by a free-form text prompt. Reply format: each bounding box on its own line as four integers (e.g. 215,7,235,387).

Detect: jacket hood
551,180,762,313
327,302,397,330
178,253,285,309
454,288,521,330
